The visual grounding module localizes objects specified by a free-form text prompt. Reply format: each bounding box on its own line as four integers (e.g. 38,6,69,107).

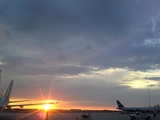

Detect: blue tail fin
116,100,124,108
4,80,13,101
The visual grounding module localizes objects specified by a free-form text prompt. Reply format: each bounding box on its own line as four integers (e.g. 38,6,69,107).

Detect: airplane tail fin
116,100,125,108
4,80,14,101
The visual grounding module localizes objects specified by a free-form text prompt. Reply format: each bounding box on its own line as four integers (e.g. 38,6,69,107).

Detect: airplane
0,80,57,113
0,80,13,113
116,100,153,113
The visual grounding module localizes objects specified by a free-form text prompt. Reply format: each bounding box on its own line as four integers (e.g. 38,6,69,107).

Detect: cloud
0,0,160,72
145,76,160,81
1,0,160,79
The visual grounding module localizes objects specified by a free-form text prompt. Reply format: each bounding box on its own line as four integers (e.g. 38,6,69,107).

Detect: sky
1,0,160,110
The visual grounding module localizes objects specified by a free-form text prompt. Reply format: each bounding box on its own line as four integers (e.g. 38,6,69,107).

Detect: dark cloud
148,84,157,87
0,0,153,35
1,55,91,76
144,76,160,81
0,0,160,74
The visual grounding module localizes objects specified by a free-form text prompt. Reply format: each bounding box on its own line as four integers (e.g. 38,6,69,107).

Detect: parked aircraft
0,80,13,113
0,80,57,113
116,100,153,112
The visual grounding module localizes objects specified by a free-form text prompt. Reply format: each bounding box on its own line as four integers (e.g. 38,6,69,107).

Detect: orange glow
9,98,116,110
54,101,116,110
42,100,55,103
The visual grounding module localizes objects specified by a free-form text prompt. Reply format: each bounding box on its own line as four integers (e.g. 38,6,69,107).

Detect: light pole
147,82,151,107
0,69,1,83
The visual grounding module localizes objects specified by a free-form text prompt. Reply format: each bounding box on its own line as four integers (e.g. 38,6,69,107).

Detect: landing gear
131,116,136,120
145,116,151,120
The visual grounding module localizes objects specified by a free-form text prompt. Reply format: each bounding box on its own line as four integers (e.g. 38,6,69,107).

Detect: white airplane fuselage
118,107,153,112
116,100,153,112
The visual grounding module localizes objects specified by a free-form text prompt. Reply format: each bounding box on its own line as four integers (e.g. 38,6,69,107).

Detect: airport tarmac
0,112,160,120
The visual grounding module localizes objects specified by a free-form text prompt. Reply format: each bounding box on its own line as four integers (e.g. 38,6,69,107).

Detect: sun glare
43,104,51,111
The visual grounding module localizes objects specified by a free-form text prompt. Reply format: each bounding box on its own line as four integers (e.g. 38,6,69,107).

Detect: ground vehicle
128,112,154,120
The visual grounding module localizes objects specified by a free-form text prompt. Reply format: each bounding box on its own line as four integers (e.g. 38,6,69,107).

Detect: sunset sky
1,0,160,110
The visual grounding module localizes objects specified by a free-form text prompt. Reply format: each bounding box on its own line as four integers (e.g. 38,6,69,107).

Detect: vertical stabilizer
4,80,13,101
116,100,125,108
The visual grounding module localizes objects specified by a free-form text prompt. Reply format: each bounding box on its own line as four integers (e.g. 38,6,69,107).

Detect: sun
42,104,51,111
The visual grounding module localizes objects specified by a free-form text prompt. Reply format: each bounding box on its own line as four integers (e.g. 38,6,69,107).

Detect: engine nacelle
20,105,24,108
6,106,11,109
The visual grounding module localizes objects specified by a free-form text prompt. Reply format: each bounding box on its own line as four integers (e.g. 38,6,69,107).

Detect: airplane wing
9,100,31,103
6,102,57,109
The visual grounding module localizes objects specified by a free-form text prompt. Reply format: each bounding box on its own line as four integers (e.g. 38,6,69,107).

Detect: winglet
4,80,14,101
116,100,124,108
